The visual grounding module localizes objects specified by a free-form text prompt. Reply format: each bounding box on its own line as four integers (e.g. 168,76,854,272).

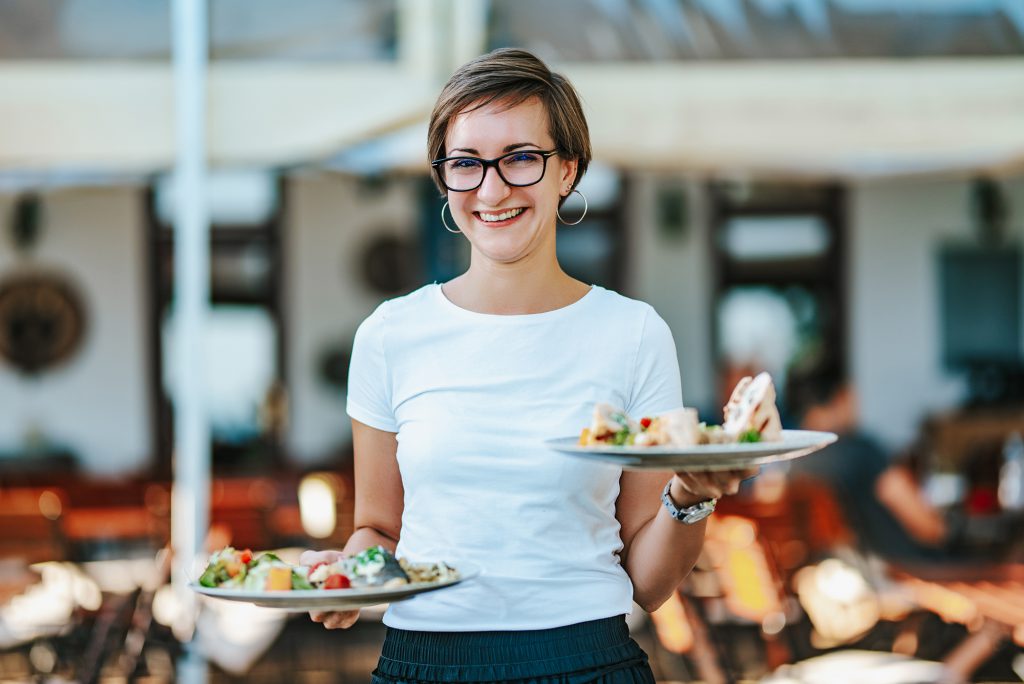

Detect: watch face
682,504,715,524
0,273,86,374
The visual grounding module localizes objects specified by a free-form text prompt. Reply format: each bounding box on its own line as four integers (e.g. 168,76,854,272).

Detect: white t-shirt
346,283,682,631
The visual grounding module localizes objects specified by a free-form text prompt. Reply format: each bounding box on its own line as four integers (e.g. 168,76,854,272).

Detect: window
147,173,286,476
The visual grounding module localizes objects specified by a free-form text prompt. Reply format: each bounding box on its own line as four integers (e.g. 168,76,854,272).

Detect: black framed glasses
431,150,558,192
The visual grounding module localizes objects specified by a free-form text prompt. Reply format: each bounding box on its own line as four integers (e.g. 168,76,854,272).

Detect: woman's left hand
669,467,760,506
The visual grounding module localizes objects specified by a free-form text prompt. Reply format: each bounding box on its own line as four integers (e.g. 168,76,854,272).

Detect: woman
302,48,755,683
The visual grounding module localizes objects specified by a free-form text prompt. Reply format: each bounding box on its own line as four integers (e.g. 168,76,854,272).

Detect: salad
197,546,459,592
578,372,783,448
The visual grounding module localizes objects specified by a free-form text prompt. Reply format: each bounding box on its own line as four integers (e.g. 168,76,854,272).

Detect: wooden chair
0,487,68,563
210,477,277,550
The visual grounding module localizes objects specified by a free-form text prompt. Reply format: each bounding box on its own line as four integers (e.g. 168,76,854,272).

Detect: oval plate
545,430,837,471
190,562,479,612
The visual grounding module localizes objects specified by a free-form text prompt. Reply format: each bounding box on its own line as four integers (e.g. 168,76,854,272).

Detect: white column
170,0,210,681
397,0,449,84
451,0,489,68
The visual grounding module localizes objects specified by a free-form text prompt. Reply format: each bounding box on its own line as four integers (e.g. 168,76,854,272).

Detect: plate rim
188,560,479,604
544,429,837,456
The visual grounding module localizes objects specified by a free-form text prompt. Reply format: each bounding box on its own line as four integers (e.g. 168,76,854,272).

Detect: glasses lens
441,158,483,191
499,152,546,186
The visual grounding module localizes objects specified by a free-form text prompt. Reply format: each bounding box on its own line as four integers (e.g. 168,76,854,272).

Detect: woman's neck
442,257,590,315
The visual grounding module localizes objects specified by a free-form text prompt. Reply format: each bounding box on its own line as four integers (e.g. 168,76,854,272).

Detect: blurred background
1,0,1024,682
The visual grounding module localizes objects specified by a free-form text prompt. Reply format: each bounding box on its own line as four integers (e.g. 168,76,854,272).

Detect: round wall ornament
0,272,87,375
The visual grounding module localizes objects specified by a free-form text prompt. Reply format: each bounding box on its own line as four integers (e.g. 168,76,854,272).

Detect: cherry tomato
323,574,351,590
640,417,652,429
239,549,253,564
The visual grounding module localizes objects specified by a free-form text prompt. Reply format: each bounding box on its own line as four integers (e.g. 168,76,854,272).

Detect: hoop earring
440,201,461,234
556,190,588,226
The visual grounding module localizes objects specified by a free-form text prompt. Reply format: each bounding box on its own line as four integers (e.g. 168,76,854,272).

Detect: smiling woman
301,48,755,684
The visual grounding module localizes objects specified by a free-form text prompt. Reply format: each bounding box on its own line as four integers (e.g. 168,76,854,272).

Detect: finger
711,471,740,495
309,611,327,623
672,472,706,497
323,611,359,630
300,549,342,566
691,473,727,499
674,472,722,500
717,467,760,494
299,550,323,565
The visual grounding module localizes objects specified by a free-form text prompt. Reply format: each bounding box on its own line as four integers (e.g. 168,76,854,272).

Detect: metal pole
171,0,210,681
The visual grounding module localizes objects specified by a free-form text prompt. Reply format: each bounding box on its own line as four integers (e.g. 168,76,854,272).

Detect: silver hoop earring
441,201,461,234
556,190,588,226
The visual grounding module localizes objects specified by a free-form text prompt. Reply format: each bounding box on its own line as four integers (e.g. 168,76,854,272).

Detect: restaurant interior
1,0,1024,682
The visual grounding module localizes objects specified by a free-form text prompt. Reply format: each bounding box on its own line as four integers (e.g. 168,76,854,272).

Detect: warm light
725,518,757,547
815,558,869,604
762,611,786,635
29,642,56,673
3,563,102,643
649,592,694,654
794,560,880,645
298,474,337,539
194,598,289,675
37,490,62,520
724,546,781,620
153,584,183,628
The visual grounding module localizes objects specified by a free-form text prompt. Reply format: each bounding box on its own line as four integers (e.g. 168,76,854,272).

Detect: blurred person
785,363,957,563
787,366,1024,680
298,48,756,683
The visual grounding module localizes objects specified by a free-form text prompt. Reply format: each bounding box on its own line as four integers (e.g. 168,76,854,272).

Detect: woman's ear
560,158,579,195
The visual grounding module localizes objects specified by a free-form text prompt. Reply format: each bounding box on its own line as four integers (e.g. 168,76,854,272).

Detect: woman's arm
616,469,754,613
305,418,403,629
350,418,404,548
874,464,947,545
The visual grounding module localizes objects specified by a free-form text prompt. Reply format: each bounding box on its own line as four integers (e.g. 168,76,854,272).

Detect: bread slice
721,372,783,441
636,407,703,446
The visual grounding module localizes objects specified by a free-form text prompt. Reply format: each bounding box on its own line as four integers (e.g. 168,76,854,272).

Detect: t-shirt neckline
432,282,598,321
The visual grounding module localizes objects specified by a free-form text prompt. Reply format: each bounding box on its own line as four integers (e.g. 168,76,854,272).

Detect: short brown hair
427,48,592,200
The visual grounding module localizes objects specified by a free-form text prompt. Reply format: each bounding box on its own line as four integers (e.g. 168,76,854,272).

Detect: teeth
479,208,525,222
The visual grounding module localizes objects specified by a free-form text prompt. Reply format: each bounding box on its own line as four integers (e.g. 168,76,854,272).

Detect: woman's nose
476,165,511,205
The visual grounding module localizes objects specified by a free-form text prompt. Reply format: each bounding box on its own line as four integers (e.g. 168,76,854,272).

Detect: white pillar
397,0,449,84
170,0,210,681
451,0,489,69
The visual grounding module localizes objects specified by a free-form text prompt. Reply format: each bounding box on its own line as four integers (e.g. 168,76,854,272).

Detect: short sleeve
346,302,398,432
626,307,684,417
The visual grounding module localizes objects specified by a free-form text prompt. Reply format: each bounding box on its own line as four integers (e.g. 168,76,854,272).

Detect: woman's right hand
300,548,361,630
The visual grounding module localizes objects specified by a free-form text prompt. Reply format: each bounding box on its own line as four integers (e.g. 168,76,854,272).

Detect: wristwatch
662,480,716,524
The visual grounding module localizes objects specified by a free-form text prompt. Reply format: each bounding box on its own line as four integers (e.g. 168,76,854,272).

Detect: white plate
545,430,838,471
190,562,479,612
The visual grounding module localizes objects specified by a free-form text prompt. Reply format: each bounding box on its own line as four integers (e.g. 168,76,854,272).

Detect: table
892,563,1024,646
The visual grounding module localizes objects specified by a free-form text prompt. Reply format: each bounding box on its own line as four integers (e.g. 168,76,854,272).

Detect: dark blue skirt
371,615,655,684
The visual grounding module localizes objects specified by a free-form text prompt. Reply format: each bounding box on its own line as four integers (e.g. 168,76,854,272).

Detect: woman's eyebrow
449,142,541,155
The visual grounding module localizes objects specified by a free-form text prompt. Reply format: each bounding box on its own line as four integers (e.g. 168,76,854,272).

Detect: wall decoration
8,194,43,253
359,234,422,295
0,273,87,375
317,342,351,393
657,181,689,241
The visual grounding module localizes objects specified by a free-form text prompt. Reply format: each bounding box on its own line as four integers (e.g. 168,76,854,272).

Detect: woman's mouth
474,207,526,227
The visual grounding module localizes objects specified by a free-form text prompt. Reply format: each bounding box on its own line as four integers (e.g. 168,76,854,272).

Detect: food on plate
580,404,640,446
197,545,459,592
577,371,782,448
722,371,783,442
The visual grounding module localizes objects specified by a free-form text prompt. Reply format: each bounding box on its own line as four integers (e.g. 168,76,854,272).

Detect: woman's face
443,97,577,266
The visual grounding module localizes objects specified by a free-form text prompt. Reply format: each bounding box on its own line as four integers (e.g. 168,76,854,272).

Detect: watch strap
662,480,717,524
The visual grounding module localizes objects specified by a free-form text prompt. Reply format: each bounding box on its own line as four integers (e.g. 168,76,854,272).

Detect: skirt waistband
377,615,645,681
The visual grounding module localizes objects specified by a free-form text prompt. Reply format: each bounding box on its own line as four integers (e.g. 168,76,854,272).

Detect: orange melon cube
265,566,292,591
